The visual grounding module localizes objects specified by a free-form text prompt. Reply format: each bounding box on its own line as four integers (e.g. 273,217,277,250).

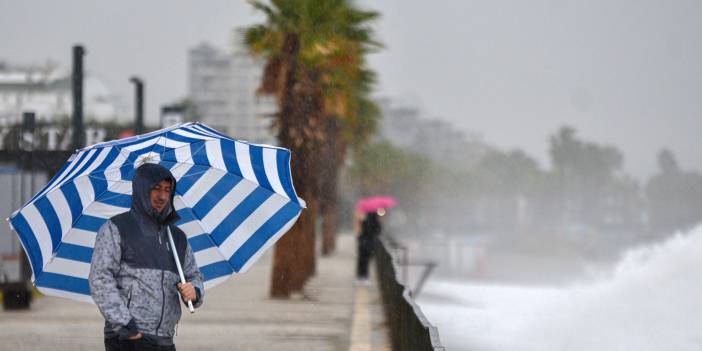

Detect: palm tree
319,69,380,255
243,0,381,297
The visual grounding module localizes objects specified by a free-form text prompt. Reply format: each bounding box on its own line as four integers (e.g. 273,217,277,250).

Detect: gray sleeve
183,243,204,308
89,220,133,326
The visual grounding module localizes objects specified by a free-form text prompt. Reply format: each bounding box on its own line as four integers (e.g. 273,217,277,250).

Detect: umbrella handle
167,227,195,314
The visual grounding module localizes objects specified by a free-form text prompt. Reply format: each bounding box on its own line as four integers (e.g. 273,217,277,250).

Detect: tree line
350,126,702,241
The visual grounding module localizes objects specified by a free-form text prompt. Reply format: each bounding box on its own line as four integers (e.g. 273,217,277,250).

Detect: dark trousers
105,337,176,351
356,238,375,279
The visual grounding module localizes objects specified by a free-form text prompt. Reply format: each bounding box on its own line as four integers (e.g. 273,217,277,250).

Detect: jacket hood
132,163,179,225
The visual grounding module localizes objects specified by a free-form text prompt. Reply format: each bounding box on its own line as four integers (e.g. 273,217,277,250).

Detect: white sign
0,125,109,151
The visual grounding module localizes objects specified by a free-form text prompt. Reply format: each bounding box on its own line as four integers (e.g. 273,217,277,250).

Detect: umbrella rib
69,134,198,179
18,123,305,296
79,134,165,177
160,130,210,178
38,167,134,277
83,130,211,178
15,145,125,222
40,126,280,205
172,188,235,271
32,137,164,261
87,131,287,200
35,139,157,203
190,166,303,214
25,126,300,267
171,166,303,268
26,130,178,279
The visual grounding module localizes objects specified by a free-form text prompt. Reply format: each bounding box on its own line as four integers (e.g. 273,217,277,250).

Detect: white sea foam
418,226,702,350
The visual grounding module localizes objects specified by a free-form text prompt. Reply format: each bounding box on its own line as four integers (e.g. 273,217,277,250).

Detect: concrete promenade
0,233,390,351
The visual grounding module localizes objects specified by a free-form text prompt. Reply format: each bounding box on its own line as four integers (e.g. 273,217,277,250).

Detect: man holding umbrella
89,163,204,350
10,122,305,349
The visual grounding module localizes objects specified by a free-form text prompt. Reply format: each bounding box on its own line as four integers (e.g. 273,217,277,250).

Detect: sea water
416,226,702,350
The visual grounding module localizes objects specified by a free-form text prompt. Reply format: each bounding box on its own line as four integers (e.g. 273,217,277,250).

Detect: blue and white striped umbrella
9,122,305,302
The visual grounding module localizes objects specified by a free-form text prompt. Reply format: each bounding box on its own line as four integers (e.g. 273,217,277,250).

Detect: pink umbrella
355,195,398,214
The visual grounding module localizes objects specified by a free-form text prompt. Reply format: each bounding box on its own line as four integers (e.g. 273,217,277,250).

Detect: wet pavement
0,233,390,351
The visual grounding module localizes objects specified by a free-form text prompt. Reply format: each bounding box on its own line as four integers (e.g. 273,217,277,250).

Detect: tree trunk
321,195,337,255
291,70,323,289
319,117,344,256
268,34,325,298
291,196,317,292
270,33,301,298
306,197,318,277
270,220,302,298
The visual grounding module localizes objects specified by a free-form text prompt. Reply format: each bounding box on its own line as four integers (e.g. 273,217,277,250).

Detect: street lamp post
71,45,85,150
20,111,35,282
130,77,144,135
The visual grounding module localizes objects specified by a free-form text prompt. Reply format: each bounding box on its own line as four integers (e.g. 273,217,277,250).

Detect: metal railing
375,235,445,351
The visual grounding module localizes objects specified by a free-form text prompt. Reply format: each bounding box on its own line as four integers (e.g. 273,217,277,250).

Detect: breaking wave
418,226,702,350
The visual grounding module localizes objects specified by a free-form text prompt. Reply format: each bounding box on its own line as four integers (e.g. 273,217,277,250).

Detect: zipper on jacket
155,269,165,336
127,284,133,308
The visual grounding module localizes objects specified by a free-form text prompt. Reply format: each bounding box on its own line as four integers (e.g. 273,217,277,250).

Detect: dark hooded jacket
89,163,204,346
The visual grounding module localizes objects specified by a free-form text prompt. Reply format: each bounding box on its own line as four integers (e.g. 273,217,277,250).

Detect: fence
0,150,71,309
375,235,445,351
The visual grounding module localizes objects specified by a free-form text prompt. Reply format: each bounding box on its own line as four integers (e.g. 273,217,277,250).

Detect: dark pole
130,77,144,135
20,112,35,283
2,112,39,310
22,111,36,191
72,45,85,149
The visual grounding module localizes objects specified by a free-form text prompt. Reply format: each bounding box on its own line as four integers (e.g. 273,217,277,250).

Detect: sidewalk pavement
0,233,390,351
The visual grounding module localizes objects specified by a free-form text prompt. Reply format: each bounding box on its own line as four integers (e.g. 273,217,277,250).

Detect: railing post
375,235,445,350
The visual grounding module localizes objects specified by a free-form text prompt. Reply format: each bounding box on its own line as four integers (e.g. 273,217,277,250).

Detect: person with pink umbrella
354,196,397,282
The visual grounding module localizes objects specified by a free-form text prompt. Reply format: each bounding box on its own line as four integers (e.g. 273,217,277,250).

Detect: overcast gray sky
1,0,700,180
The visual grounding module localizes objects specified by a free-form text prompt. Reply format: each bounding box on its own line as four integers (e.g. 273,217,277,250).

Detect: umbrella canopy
355,195,397,214
9,122,305,302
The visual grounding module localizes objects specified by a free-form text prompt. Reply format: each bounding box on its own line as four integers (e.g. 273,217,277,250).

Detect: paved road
0,233,390,351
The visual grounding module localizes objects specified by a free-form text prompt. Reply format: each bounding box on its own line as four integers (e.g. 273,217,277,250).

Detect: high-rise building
377,98,488,168
376,98,422,149
188,42,275,144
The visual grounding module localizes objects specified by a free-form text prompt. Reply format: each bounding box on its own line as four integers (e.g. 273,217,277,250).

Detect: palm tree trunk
269,35,329,297
287,189,315,293
321,193,337,255
272,151,313,297
320,119,346,256
308,197,318,276
293,70,323,287
293,196,317,291
270,33,302,298
270,221,301,298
